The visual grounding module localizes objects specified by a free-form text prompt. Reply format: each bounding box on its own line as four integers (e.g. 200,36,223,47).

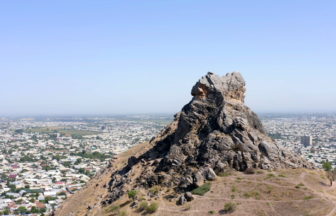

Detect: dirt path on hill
300,173,336,216
157,175,319,216
226,176,305,191
197,197,320,202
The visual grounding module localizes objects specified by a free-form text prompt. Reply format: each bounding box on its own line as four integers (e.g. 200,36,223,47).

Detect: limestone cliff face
104,72,313,204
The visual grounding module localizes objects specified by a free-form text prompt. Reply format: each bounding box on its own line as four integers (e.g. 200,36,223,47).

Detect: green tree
18,206,27,213
323,162,332,171
74,158,82,165
53,154,61,161
8,184,16,192
31,206,39,213
4,207,10,215
63,161,71,167
57,192,67,196
42,165,51,171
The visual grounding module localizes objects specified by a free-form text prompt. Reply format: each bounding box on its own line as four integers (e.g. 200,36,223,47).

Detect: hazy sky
1,0,335,116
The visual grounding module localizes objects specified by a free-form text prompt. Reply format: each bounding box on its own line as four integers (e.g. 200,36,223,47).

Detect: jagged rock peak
191,71,246,103
103,71,314,204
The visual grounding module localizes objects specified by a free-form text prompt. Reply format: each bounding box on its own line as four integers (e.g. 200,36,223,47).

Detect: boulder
215,161,227,172
179,195,187,205
203,168,216,180
193,171,204,187
180,176,193,189
185,192,194,201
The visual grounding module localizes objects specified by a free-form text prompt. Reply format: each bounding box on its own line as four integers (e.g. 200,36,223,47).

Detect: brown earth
55,142,336,216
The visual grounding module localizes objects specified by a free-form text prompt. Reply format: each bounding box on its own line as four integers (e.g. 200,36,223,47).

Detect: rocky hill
54,72,336,216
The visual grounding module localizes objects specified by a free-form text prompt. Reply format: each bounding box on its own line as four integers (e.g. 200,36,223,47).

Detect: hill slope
55,72,328,216
56,155,336,216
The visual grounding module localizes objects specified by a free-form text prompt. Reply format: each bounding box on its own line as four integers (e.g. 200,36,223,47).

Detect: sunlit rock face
105,71,314,203
191,72,246,102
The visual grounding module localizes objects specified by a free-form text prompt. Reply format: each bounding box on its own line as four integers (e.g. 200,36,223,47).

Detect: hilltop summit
55,72,317,216
106,71,314,203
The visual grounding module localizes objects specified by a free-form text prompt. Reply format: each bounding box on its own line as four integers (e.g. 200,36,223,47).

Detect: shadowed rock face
106,72,313,203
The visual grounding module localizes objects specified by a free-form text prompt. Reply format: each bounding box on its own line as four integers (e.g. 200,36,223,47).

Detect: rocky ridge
101,71,313,206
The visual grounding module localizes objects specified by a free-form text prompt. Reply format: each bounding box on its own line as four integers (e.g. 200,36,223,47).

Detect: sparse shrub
149,186,159,194
139,197,146,201
266,174,275,179
147,202,159,213
140,201,148,210
296,183,305,189
267,185,273,193
304,210,313,216
244,168,255,174
268,170,272,172
278,174,286,178
209,210,215,214
266,202,270,206
257,171,264,174
192,183,211,196
112,205,120,212
118,210,127,216
304,195,313,201
244,191,259,199
237,177,243,180
231,194,235,199
224,202,237,213
220,172,230,177
232,186,237,192
128,190,137,199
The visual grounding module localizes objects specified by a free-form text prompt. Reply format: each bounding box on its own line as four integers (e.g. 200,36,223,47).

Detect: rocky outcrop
103,71,313,205
179,195,187,205
185,192,194,201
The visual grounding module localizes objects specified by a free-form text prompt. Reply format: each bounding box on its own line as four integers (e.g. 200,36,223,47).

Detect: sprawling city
0,115,171,215
0,113,335,215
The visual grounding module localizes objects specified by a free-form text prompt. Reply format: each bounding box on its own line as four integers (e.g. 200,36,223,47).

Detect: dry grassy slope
55,143,336,216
